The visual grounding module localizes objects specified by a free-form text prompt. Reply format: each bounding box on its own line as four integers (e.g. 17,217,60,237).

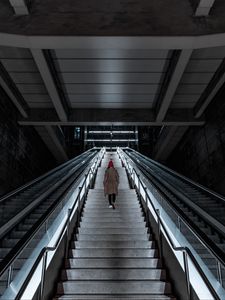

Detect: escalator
1,147,225,299
0,149,100,297
124,148,225,291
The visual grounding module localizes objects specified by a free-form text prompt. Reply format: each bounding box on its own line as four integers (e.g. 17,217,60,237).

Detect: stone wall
0,89,56,196
166,87,225,196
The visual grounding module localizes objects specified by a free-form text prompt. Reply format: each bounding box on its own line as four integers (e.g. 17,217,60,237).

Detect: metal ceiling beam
8,0,29,15
31,49,69,122
153,126,189,161
155,49,193,122
194,58,225,118
35,126,68,163
0,60,29,118
18,108,205,126
1,35,225,50
195,0,216,16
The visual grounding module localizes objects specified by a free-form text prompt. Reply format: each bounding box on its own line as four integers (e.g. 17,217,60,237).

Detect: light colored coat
103,167,119,195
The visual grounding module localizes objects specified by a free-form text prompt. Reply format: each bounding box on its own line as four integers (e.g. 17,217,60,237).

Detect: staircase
54,153,176,299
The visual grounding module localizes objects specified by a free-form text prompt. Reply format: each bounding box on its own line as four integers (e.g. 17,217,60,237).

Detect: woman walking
103,159,119,209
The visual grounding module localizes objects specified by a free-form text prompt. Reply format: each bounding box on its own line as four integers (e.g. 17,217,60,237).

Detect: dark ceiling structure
1,0,225,162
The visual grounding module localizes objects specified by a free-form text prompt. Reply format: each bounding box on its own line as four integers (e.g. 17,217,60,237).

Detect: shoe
109,205,113,208
112,204,115,209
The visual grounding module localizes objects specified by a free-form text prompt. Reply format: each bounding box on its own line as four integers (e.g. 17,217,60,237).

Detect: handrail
15,149,104,300
127,150,225,238
129,151,225,235
123,150,225,268
119,148,222,300
0,157,90,279
0,150,101,282
0,151,97,238
3,148,104,300
0,148,95,204
126,147,225,204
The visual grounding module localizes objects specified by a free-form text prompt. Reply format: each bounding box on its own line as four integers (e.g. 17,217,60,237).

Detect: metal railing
124,148,225,262
0,148,105,300
118,148,223,300
127,147,225,205
0,148,95,205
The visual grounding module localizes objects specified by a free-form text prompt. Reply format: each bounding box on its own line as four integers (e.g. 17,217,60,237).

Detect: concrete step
54,295,176,300
84,207,141,211
73,241,154,249
61,268,166,280
89,196,137,199
83,208,142,213
76,234,150,241
57,281,171,295
88,191,137,195
86,196,138,200
70,249,157,258
81,216,145,222
82,212,143,218
87,195,137,199
80,222,146,228
78,227,148,234
52,156,175,300
66,258,162,269
84,204,141,208
85,202,140,207
89,191,136,194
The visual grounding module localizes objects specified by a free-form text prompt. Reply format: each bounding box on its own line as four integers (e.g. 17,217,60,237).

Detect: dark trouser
108,194,116,205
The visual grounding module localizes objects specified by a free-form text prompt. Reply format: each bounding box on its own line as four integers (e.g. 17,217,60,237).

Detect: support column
8,0,29,15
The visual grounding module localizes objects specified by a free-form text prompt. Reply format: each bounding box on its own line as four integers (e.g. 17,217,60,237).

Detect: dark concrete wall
166,87,225,196
0,89,56,196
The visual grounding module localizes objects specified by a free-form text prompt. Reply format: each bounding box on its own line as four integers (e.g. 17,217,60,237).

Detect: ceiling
1,0,225,162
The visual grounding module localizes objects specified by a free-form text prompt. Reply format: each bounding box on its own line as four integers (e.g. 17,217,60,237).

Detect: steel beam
195,0,216,16
31,49,68,122
155,49,193,122
153,126,189,161
8,0,29,15
35,126,68,163
1,35,225,50
194,58,225,118
0,61,29,118
18,108,205,126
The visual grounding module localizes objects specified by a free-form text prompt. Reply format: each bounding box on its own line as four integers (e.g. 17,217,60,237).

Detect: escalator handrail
0,148,95,204
126,148,225,204
120,149,221,300
0,150,100,279
128,152,225,238
125,150,225,267
13,149,104,300
0,151,97,237
130,151,225,238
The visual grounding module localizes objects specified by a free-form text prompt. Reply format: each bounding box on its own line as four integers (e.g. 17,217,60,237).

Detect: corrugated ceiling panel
0,47,54,109
53,49,171,59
